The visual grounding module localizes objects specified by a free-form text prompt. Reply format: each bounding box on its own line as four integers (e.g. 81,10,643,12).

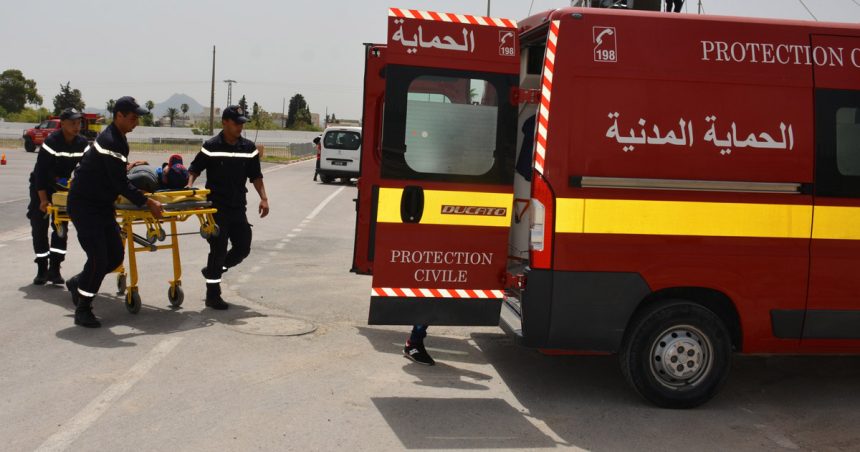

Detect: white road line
35,337,182,452
0,196,28,205
306,186,346,220
261,158,314,174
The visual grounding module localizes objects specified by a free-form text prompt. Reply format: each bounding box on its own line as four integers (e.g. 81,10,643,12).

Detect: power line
528,0,535,16
797,0,818,20
851,0,860,8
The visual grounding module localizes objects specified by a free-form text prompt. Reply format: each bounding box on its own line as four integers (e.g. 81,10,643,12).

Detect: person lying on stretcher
126,154,190,193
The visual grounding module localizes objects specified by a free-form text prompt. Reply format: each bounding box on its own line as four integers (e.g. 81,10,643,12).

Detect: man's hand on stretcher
146,198,164,219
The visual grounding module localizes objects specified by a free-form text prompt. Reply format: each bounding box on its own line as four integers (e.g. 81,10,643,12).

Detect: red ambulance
351,7,860,407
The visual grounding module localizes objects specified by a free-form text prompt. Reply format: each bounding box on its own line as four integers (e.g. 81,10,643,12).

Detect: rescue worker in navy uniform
66,97,164,328
187,105,269,310
27,108,87,285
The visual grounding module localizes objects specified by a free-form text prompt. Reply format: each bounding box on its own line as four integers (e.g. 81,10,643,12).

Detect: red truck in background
22,113,103,152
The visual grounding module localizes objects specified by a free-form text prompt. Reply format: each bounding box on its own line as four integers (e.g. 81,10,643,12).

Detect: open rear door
355,8,519,326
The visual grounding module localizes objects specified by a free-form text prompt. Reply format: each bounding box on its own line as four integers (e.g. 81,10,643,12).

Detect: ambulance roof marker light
571,13,584,19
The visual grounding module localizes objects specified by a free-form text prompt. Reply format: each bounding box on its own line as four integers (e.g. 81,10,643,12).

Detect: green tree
52,81,85,115
286,93,309,128
141,100,156,126
0,69,42,114
106,99,116,119
166,107,179,127
180,103,189,118
238,95,248,114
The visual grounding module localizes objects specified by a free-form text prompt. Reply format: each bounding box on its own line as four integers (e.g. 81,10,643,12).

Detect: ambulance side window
815,89,860,197
381,65,516,184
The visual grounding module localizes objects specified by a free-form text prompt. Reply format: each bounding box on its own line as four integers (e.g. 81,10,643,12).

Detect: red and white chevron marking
534,20,560,175
372,287,505,299
388,8,516,28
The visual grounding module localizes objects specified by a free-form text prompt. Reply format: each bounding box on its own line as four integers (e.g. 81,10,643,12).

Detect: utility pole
210,46,216,136
282,97,286,129
224,79,237,105
486,0,490,16
698,0,703,14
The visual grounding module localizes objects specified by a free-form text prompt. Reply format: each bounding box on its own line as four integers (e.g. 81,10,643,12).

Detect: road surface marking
307,186,345,220
35,337,183,452
0,196,28,205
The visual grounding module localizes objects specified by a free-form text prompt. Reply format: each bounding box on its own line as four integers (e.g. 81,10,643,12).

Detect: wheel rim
649,324,713,389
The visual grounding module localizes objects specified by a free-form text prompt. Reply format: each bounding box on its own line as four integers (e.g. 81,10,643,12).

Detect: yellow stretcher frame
48,189,219,314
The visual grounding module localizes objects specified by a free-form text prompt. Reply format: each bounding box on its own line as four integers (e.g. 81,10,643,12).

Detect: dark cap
222,105,249,124
59,108,83,121
114,96,149,115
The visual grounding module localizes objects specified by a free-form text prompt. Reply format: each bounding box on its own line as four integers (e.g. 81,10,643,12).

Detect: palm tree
106,99,115,118
145,100,155,112
180,103,189,118
166,107,179,127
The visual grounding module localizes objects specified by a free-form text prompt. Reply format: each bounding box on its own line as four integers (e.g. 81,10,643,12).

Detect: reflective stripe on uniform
78,288,96,297
35,251,50,258
200,147,259,158
205,278,222,284
93,142,128,163
41,142,85,158
49,248,67,254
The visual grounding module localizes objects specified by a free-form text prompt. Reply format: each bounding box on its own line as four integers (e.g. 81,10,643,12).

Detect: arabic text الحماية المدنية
606,113,794,155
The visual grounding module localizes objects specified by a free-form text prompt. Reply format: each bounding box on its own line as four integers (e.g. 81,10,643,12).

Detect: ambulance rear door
366,9,520,326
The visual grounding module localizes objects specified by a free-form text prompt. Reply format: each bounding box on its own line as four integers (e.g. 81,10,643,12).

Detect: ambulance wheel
619,301,731,409
24,137,35,153
168,285,184,307
116,274,127,296
126,290,141,314
319,174,334,184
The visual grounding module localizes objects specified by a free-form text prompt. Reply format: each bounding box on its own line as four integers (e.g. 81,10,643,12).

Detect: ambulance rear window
403,76,498,176
836,107,860,177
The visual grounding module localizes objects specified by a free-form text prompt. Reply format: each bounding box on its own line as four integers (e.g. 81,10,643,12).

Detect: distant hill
153,93,205,117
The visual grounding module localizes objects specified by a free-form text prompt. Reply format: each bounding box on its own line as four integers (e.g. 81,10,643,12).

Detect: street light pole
487,0,490,16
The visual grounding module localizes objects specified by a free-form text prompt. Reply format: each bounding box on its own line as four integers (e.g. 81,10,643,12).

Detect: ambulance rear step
500,293,524,341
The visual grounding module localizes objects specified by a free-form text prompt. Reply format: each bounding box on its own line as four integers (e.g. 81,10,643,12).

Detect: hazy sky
1,0,858,119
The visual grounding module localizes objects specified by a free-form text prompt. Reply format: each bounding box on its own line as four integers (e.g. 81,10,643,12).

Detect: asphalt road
0,146,859,451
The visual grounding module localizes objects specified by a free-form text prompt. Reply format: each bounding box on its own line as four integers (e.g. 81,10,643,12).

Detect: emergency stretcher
48,189,218,313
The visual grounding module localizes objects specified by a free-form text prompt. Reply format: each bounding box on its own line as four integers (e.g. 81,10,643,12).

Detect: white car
318,126,361,183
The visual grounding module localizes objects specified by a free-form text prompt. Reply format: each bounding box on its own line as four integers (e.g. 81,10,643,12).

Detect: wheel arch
625,287,743,353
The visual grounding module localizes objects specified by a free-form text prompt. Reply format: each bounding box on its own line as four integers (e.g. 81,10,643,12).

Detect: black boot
74,297,101,328
46,256,65,285
66,275,80,307
205,283,229,310
33,257,48,285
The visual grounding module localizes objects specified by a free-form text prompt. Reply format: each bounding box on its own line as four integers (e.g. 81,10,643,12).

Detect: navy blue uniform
68,123,147,298
27,130,87,263
189,132,262,286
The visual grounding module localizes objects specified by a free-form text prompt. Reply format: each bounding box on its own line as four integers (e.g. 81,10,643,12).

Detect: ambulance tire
24,137,35,153
620,301,731,409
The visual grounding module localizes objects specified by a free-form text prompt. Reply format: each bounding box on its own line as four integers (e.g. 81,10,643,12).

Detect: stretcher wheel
146,230,159,244
211,224,220,238
116,274,127,296
157,227,166,242
56,223,67,239
200,223,211,239
168,285,184,307
126,290,141,314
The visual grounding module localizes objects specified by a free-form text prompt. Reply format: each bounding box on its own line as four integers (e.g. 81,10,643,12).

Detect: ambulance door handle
400,185,424,224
